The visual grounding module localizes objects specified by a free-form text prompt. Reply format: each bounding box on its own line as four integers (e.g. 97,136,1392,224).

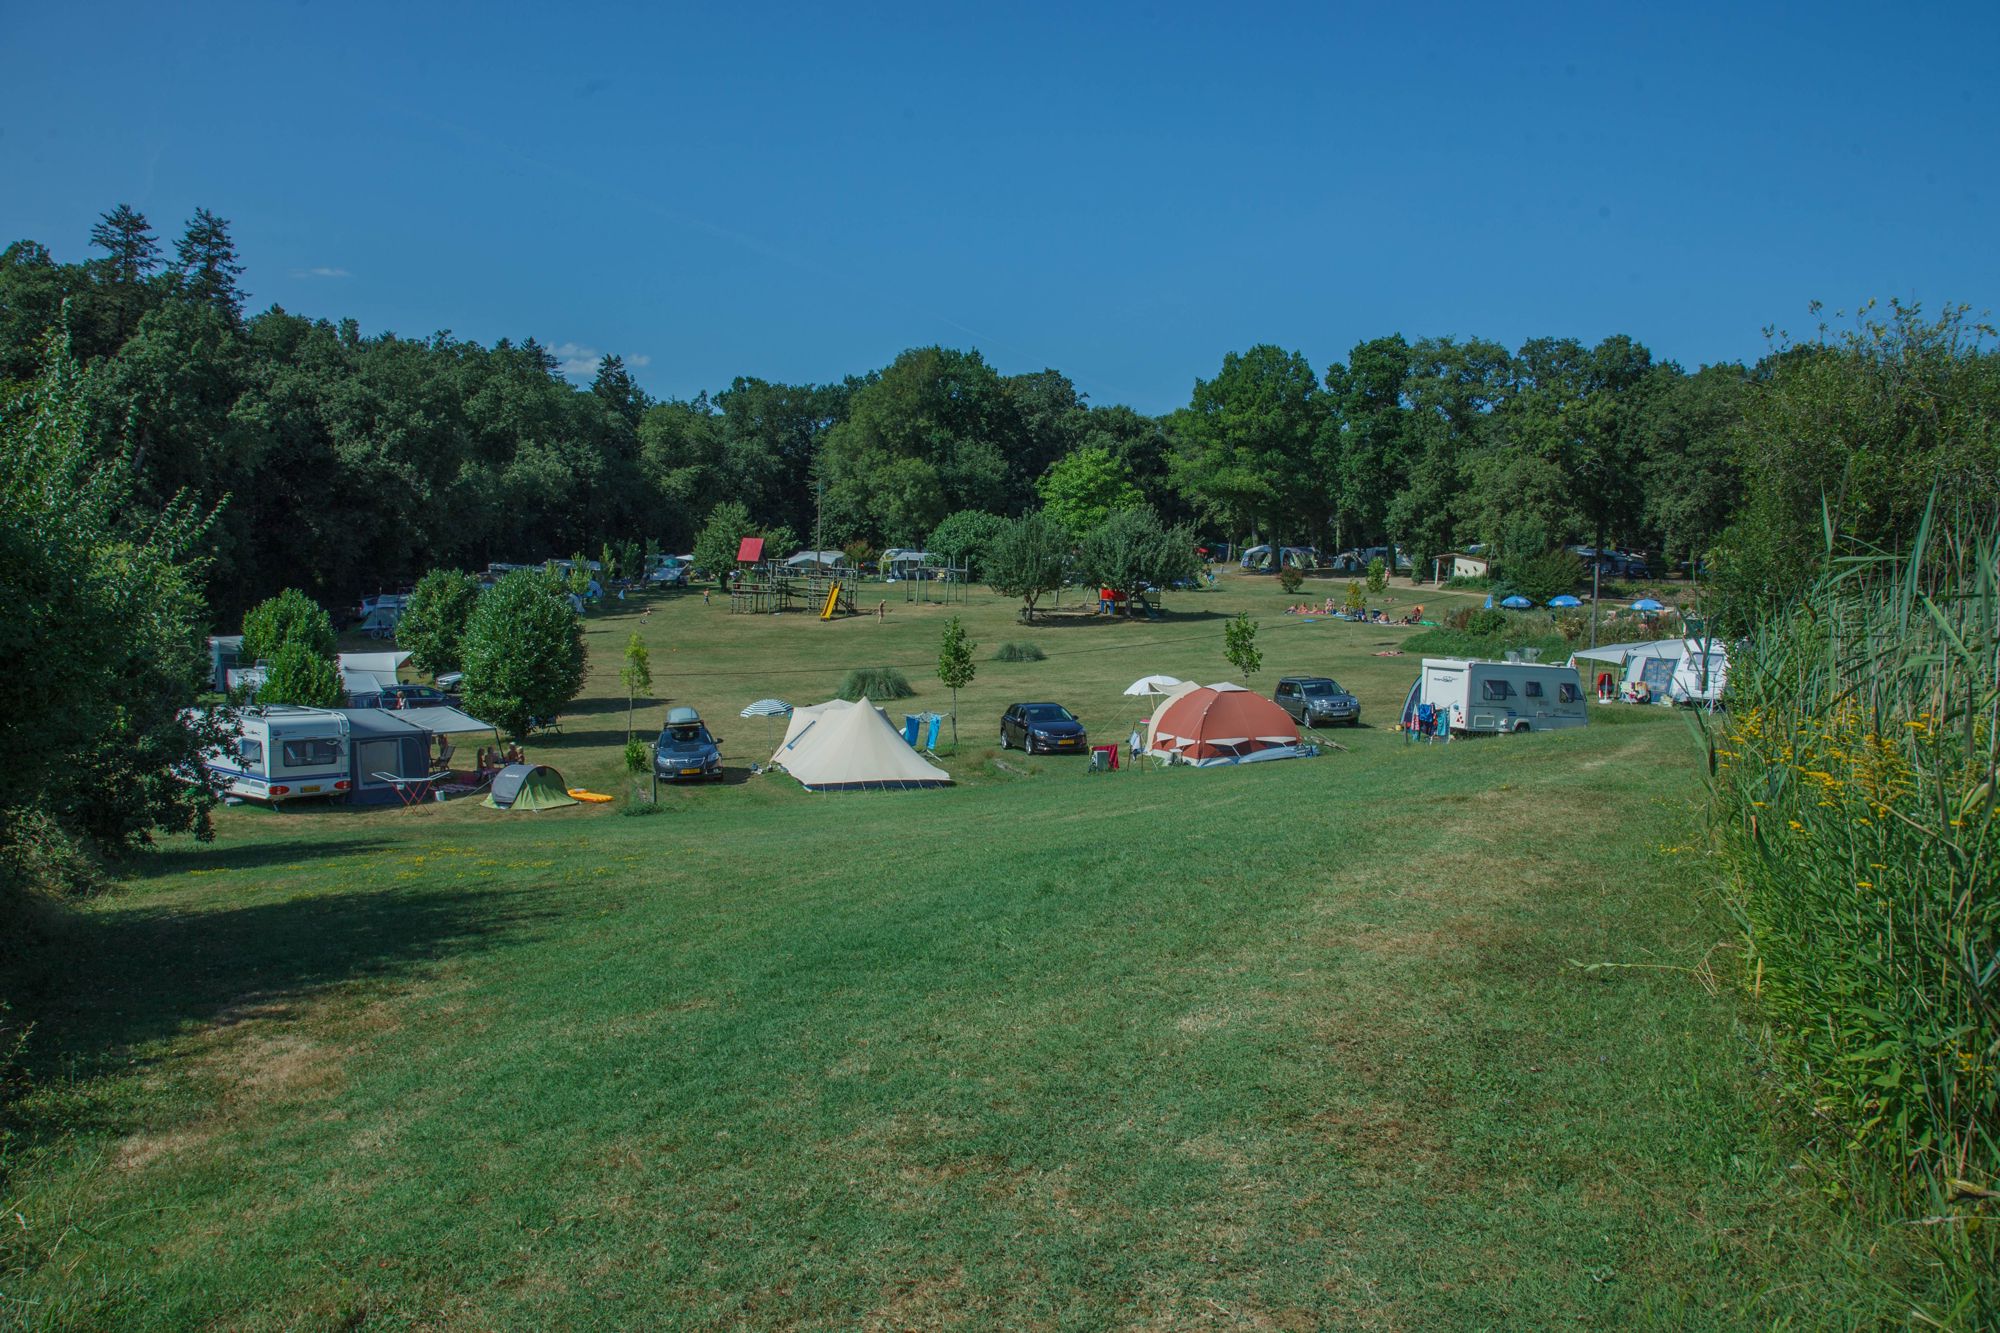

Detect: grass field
2,574,1899,1328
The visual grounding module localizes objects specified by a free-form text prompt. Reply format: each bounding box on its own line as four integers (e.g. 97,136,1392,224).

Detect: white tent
336,651,416,692
770,697,950,791
784,550,848,570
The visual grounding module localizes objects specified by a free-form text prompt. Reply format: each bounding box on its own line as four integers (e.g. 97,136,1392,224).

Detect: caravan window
280,738,342,767
1524,680,1544,698
1480,679,1513,701
1558,683,1582,703
236,738,263,765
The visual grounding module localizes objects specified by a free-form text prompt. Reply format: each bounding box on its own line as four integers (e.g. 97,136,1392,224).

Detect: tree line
6,206,1997,634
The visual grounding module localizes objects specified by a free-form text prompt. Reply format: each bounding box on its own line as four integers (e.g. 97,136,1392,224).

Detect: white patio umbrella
740,698,793,752
1123,674,1185,697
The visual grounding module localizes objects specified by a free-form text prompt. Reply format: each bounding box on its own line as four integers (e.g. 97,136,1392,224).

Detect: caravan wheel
1513,721,1532,734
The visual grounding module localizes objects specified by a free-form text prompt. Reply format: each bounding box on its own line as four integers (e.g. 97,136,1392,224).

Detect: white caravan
1400,656,1589,735
199,705,354,802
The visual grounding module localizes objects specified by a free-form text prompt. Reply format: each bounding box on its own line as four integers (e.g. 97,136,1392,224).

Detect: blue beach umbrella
1630,598,1665,612
1547,594,1582,608
1499,595,1533,610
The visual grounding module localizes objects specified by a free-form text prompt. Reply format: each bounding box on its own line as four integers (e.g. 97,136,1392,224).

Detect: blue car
653,707,724,782
999,702,1088,755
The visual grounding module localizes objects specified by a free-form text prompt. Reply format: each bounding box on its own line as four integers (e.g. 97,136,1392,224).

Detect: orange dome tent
1148,684,1303,766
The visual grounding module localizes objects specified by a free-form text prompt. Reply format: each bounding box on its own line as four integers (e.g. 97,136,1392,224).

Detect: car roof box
666,706,700,725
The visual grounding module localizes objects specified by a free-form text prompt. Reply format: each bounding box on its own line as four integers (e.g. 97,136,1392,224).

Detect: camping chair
1127,730,1146,773
373,771,443,809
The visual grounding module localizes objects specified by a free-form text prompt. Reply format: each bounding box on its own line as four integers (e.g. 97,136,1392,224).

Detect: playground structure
726,565,858,618
900,562,972,605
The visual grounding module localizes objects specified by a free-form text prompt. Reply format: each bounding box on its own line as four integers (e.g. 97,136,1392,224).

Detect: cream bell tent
770,696,950,791
1147,683,1303,766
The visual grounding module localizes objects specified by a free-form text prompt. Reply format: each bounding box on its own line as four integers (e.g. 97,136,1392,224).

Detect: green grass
0,574,1917,1327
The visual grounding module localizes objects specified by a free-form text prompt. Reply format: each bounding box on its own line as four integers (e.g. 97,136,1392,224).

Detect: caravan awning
399,705,501,739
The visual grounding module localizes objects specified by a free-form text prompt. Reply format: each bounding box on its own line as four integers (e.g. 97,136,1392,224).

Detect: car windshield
1023,705,1074,723
664,724,710,745
1303,681,1342,696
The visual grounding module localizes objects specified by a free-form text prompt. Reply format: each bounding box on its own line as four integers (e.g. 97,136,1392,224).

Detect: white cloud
547,342,649,378
291,266,350,278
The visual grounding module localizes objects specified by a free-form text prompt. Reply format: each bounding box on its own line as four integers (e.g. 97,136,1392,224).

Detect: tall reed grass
1705,504,1996,1313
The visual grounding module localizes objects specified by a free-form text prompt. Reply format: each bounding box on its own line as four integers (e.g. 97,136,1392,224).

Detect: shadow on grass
2,880,556,1153
121,837,394,880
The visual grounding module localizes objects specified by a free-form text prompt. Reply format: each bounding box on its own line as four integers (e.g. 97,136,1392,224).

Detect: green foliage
1073,506,1202,611
1502,548,1586,603
1710,301,2000,634
1707,511,1998,1309
836,667,913,701
566,554,593,600
1169,345,1332,540
1402,625,1569,663
1038,446,1143,539
984,510,1070,622
927,509,1007,579
619,632,653,738
460,570,588,740
692,501,753,583
1365,557,1387,594
1222,611,1261,681
399,569,483,677
991,641,1045,662
259,640,345,707
622,737,649,774
0,331,221,892
1277,565,1305,594
240,588,335,664
936,616,976,747
1344,580,1366,613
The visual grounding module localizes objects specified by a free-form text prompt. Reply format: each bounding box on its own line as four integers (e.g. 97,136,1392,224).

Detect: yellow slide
820,581,841,620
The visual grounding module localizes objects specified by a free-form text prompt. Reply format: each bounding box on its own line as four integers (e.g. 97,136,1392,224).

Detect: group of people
1281,601,1425,626
474,742,525,775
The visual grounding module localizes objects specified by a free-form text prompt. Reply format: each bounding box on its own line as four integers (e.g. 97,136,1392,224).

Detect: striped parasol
740,698,793,754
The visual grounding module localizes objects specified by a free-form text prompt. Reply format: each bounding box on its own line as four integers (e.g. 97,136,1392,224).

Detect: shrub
1502,549,1586,604
622,738,649,774
992,642,1046,662
1464,608,1507,635
1706,512,1998,1251
240,588,335,663
1366,557,1387,594
837,667,914,701
1278,565,1305,594
1344,581,1366,613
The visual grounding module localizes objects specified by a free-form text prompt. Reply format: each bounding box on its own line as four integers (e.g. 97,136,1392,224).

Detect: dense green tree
1325,334,1413,549
399,569,484,676
259,639,345,707
926,509,1008,578
1072,506,1202,612
1038,446,1143,538
170,208,246,319
1170,345,1332,543
240,588,337,663
984,510,1070,622
936,616,976,749
460,570,587,740
1637,364,1748,571
1,332,221,896
691,500,755,583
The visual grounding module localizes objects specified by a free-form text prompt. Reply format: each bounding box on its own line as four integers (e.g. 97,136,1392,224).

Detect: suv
653,706,724,782
1275,676,1359,727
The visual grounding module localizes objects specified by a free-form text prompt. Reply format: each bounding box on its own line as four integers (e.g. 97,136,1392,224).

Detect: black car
653,708,724,782
999,702,1087,755
1274,676,1360,727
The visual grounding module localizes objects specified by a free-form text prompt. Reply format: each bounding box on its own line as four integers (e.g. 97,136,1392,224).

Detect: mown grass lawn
2,576,1878,1327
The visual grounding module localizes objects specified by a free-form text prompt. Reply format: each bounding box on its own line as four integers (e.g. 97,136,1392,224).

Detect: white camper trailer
200,706,354,802
1400,656,1589,735
1667,639,1729,707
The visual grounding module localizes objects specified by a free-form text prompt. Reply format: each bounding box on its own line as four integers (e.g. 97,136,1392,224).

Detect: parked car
653,706,723,782
1274,676,1360,727
999,702,1087,754
379,683,450,709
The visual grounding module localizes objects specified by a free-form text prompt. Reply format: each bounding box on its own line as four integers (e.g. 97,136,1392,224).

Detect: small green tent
484,763,577,811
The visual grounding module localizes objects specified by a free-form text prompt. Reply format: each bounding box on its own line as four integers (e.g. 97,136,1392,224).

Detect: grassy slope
3,576,1878,1328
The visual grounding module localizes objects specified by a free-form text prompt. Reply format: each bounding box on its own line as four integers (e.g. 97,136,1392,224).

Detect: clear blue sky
4,2,1995,413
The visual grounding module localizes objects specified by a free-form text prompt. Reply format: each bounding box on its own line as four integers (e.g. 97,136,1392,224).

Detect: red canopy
736,536,765,563
1151,686,1299,762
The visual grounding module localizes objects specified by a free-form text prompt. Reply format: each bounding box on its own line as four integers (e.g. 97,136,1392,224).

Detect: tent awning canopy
399,705,501,739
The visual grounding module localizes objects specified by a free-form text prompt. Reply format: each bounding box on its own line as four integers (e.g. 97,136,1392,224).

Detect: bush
1502,549,1586,604
622,738,649,774
1366,557,1387,594
1277,566,1305,594
992,642,1046,662
1464,608,1507,635
837,667,914,701
240,588,335,663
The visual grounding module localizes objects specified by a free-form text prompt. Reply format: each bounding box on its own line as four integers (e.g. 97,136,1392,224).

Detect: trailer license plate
300,785,321,793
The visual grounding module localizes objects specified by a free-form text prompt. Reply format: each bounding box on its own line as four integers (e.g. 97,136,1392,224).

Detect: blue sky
4,2,1995,412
